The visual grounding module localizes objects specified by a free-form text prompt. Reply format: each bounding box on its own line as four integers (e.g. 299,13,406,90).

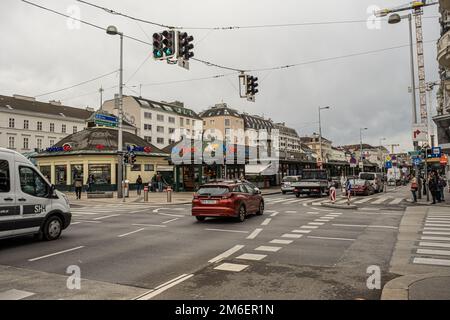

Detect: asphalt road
0,189,410,300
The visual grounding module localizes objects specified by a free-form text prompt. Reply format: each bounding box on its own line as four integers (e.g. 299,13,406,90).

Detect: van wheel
282,191,287,195
237,205,246,222
295,193,300,198
196,216,206,222
43,216,62,241
256,201,264,216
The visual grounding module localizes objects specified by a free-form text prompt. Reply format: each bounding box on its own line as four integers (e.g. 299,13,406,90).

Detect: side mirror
48,184,56,198
254,188,261,195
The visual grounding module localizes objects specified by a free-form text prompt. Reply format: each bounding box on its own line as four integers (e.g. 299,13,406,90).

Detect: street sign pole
425,147,430,202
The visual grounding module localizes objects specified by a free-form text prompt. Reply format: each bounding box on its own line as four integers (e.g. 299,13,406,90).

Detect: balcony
437,30,450,68
441,0,450,11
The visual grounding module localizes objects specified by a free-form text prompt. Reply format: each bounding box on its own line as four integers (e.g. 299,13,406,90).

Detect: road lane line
118,228,146,238
419,241,450,248
247,228,263,239
28,246,85,262
270,212,279,217
292,230,311,234
315,219,330,222
157,212,184,218
255,246,282,252
94,214,121,220
261,218,272,226
282,234,303,239
236,253,267,261
208,245,245,263
421,236,450,241
417,248,450,256
270,239,293,244
205,228,249,234
162,218,179,224
135,274,194,300
413,257,450,267
307,236,355,241
332,224,398,230
132,224,166,228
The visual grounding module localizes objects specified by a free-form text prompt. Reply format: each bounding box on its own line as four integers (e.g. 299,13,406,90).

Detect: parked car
281,176,301,194
192,181,264,222
359,172,383,193
348,178,375,196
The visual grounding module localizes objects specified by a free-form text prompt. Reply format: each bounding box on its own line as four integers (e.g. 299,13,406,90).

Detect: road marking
118,228,146,238
307,236,356,242
247,228,263,239
214,263,248,272
425,223,450,227
285,211,298,214
315,219,330,222
28,246,85,262
324,216,336,219
389,198,404,205
419,241,450,248
372,197,390,204
162,218,179,224
427,217,450,220
421,236,450,242
135,274,194,300
270,212,279,217
255,246,282,252
270,239,293,244
423,231,450,236
282,233,303,239
292,230,311,234
73,220,102,224
157,212,184,218
94,214,121,220
208,245,245,264
0,289,35,300
332,224,398,230
300,226,319,229
417,248,450,256
413,257,450,267
424,227,450,231
71,222,82,225
261,218,272,226
307,212,319,214
353,198,373,204
205,228,249,234
236,253,267,261
308,222,324,226
132,224,166,228
426,220,450,224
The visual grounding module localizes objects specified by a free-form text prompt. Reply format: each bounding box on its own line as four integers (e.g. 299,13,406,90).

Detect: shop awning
245,164,272,175
157,165,174,172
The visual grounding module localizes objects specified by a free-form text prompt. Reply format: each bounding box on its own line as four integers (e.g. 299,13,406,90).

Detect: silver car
281,176,301,194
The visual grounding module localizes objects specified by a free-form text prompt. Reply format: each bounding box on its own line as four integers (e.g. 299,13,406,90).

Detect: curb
321,202,357,210
381,273,450,300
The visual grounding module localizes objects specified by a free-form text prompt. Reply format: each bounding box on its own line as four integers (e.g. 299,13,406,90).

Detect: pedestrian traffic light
177,32,194,60
152,32,164,60
162,30,176,58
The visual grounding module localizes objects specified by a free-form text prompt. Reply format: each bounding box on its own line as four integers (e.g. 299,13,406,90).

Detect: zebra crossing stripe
417,248,450,256
421,236,450,241
413,257,450,267
419,241,450,248
372,197,390,204
353,197,373,204
389,198,404,205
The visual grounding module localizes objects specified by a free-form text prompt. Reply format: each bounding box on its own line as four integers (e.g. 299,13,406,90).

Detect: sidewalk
65,187,281,206
382,205,450,300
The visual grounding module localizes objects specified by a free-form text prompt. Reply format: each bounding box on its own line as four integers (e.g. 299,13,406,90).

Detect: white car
0,148,71,241
281,176,301,194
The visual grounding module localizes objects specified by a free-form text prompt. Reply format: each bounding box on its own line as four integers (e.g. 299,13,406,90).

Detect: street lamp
318,106,330,169
360,128,368,172
379,137,387,169
107,25,124,199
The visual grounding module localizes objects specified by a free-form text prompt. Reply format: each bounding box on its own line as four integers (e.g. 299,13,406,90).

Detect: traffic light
152,32,164,60
162,30,176,58
177,32,194,60
246,75,259,98
123,153,129,164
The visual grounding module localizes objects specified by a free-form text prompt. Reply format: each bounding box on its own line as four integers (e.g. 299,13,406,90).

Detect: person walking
410,176,418,203
345,178,352,206
156,173,163,192
74,175,83,200
429,172,438,204
136,175,143,196
439,175,447,202
87,174,95,192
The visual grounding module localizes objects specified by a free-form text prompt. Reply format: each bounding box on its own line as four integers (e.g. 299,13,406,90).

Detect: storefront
33,127,169,192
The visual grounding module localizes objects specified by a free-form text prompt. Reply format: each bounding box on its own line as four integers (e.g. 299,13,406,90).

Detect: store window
144,164,154,172
88,164,111,185
71,164,84,182
55,165,67,185
19,166,49,198
131,164,142,171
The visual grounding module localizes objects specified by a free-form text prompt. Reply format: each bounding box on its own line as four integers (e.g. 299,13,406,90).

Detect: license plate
201,200,217,205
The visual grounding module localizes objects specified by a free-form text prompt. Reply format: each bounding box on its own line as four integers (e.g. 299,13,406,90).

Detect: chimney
13,94,36,102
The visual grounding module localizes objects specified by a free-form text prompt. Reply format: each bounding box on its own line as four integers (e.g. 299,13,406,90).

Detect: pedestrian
439,175,447,202
74,174,83,200
136,175,143,196
87,174,95,192
345,178,352,205
156,173,163,192
429,172,438,204
410,176,418,203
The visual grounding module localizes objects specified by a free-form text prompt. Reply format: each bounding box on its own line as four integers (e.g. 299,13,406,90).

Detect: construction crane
375,1,438,127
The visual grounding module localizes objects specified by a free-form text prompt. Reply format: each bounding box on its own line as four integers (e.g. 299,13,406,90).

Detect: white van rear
358,172,383,193
0,148,71,241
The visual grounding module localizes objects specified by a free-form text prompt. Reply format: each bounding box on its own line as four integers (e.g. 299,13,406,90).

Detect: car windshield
351,179,367,186
197,186,230,196
283,176,299,182
359,173,375,181
302,171,327,180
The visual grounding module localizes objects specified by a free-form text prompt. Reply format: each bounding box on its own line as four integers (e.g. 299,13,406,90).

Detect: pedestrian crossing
413,212,450,268
264,195,407,206
71,203,156,216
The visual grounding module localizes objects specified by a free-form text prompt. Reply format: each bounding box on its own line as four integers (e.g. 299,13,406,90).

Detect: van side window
19,166,49,198
0,160,10,193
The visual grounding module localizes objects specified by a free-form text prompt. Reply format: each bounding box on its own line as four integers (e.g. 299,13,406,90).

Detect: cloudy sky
0,0,441,152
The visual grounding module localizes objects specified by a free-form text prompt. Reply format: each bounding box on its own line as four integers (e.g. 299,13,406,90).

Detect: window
168,139,175,144
169,117,175,123
157,126,164,133
49,139,55,147
144,112,152,119
36,138,42,150
50,123,55,132
73,126,77,133
225,119,230,126
157,114,164,122
23,137,29,150
203,121,206,126
0,160,11,193
180,118,184,126
210,120,215,125
169,128,175,134
144,164,154,172
37,121,42,131
144,124,152,130
8,137,15,149
23,120,29,129
19,166,49,198
9,118,15,128
186,119,190,125
55,165,67,185
88,164,111,185
131,164,141,171
62,124,66,133
71,165,83,182
192,120,196,126
144,136,152,142
157,137,164,144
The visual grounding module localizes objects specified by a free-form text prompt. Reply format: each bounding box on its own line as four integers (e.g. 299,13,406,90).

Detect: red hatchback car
192,181,264,222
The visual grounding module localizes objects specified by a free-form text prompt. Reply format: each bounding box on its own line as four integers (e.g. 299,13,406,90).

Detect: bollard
167,186,172,203
144,186,149,202
124,180,130,198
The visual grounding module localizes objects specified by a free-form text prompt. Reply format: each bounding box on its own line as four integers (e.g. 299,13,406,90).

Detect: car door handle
4,198,14,201
18,198,27,202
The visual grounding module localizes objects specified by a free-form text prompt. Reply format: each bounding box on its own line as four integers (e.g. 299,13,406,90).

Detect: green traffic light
164,48,173,55
153,49,163,58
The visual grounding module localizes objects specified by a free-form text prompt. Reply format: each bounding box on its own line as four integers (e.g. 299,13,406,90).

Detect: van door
13,164,51,236
0,157,19,239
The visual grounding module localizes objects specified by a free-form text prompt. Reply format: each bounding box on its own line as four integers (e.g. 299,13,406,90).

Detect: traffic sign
408,151,421,157
385,161,393,169
432,147,442,158
94,113,118,128
349,157,357,168
385,155,392,162
412,157,421,166
412,124,428,142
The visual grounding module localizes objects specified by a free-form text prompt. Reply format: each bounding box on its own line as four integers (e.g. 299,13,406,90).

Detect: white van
0,148,71,241
359,172,383,193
